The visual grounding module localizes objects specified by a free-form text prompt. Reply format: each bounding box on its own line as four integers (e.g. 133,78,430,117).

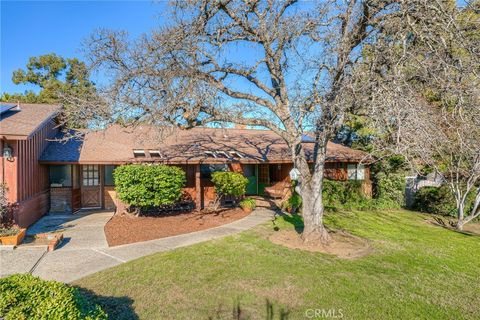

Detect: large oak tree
73,0,415,244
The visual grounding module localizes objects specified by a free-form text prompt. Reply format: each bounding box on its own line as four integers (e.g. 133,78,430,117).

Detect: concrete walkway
1,208,273,283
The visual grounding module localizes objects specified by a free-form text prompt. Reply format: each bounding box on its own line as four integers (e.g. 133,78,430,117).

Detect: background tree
71,0,407,244
356,0,480,229
1,53,98,128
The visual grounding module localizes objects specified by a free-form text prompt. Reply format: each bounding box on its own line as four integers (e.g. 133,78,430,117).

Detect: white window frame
347,164,366,180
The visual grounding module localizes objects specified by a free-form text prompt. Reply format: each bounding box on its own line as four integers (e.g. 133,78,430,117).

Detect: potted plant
239,198,256,213
0,225,26,246
0,183,26,246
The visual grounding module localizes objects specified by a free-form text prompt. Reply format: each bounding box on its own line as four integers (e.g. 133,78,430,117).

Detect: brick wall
50,187,72,213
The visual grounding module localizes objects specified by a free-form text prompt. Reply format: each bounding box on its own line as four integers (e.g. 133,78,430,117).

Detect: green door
243,165,258,195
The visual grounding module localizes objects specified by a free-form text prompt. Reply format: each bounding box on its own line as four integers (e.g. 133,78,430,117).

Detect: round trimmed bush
114,164,186,210
211,171,249,198
0,274,106,320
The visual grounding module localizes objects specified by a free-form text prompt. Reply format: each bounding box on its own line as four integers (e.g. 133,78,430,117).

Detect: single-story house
1,102,372,227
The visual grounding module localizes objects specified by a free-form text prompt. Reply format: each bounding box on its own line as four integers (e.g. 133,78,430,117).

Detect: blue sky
1,0,166,94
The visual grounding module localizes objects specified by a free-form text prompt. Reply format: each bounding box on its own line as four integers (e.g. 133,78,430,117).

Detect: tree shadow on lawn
76,286,139,320
209,299,290,320
277,212,304,234
428,215,480,237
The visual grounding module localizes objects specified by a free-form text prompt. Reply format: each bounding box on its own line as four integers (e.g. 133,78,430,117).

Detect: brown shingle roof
41,125,372,164
0,103,61,139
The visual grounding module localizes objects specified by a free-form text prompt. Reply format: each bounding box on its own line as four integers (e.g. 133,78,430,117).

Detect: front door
243,164,258,195
81,165,101,208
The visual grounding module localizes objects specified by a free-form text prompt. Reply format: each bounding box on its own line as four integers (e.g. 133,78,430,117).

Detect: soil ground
105,207,251,246
269,229,372,259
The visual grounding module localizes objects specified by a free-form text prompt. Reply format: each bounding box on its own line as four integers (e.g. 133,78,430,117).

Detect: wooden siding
1,120,57,226
325,162,348,180
16,120,56,202
14,190,50,228
1,139,18,203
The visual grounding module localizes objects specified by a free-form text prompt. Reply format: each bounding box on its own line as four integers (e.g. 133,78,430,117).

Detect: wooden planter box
0,228,26,246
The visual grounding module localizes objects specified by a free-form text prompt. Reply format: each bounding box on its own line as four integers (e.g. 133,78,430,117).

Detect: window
347,164,357,180
200,164,229,178
49,165,72,187
348,164,365,180
357,164,365,180
104,165,116,186
82,165,99,186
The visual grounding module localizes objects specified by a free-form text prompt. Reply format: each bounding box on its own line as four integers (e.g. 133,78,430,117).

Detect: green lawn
76,210,480,319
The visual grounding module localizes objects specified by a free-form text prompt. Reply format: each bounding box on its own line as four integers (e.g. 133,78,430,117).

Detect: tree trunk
300,184,331,245
456,218,465,231
455,195,465,231
289,132,331,245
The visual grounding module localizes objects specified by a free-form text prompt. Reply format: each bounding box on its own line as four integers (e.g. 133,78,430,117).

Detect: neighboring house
1,102,373,226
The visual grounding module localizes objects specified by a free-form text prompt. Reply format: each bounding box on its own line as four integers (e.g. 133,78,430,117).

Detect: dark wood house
0,103,61,227
1,102,373,227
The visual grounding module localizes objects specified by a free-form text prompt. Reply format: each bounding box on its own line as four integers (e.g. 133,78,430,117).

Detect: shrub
374,172,405,208
211,171,248,208
282,179,401,213
114,164,186,211
322,180,347,208
322,180,368,209
0,183,8,224
239,198,256,211
0,183,16,230
0,274,106,320
0,225,21,237
282,193,302,213
413,185,457,216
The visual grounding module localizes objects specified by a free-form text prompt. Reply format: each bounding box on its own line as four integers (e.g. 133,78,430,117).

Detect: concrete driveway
1,208,273,283
1,210,116,282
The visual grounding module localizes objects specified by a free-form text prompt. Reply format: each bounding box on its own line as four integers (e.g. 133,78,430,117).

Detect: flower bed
105,207,251,246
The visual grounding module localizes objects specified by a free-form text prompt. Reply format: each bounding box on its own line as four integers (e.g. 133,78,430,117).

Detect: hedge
413,185,477,217
114,164,186,210
374,172,405,208
0,274,106,320
413,186,454,216
282,179,402,212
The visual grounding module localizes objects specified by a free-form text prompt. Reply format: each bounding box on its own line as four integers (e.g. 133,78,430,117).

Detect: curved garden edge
104,207,253,247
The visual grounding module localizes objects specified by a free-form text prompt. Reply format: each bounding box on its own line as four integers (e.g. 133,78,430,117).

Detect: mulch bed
105,207,251,246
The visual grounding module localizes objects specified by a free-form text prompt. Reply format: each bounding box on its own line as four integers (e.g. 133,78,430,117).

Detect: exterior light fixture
3,145,13,161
